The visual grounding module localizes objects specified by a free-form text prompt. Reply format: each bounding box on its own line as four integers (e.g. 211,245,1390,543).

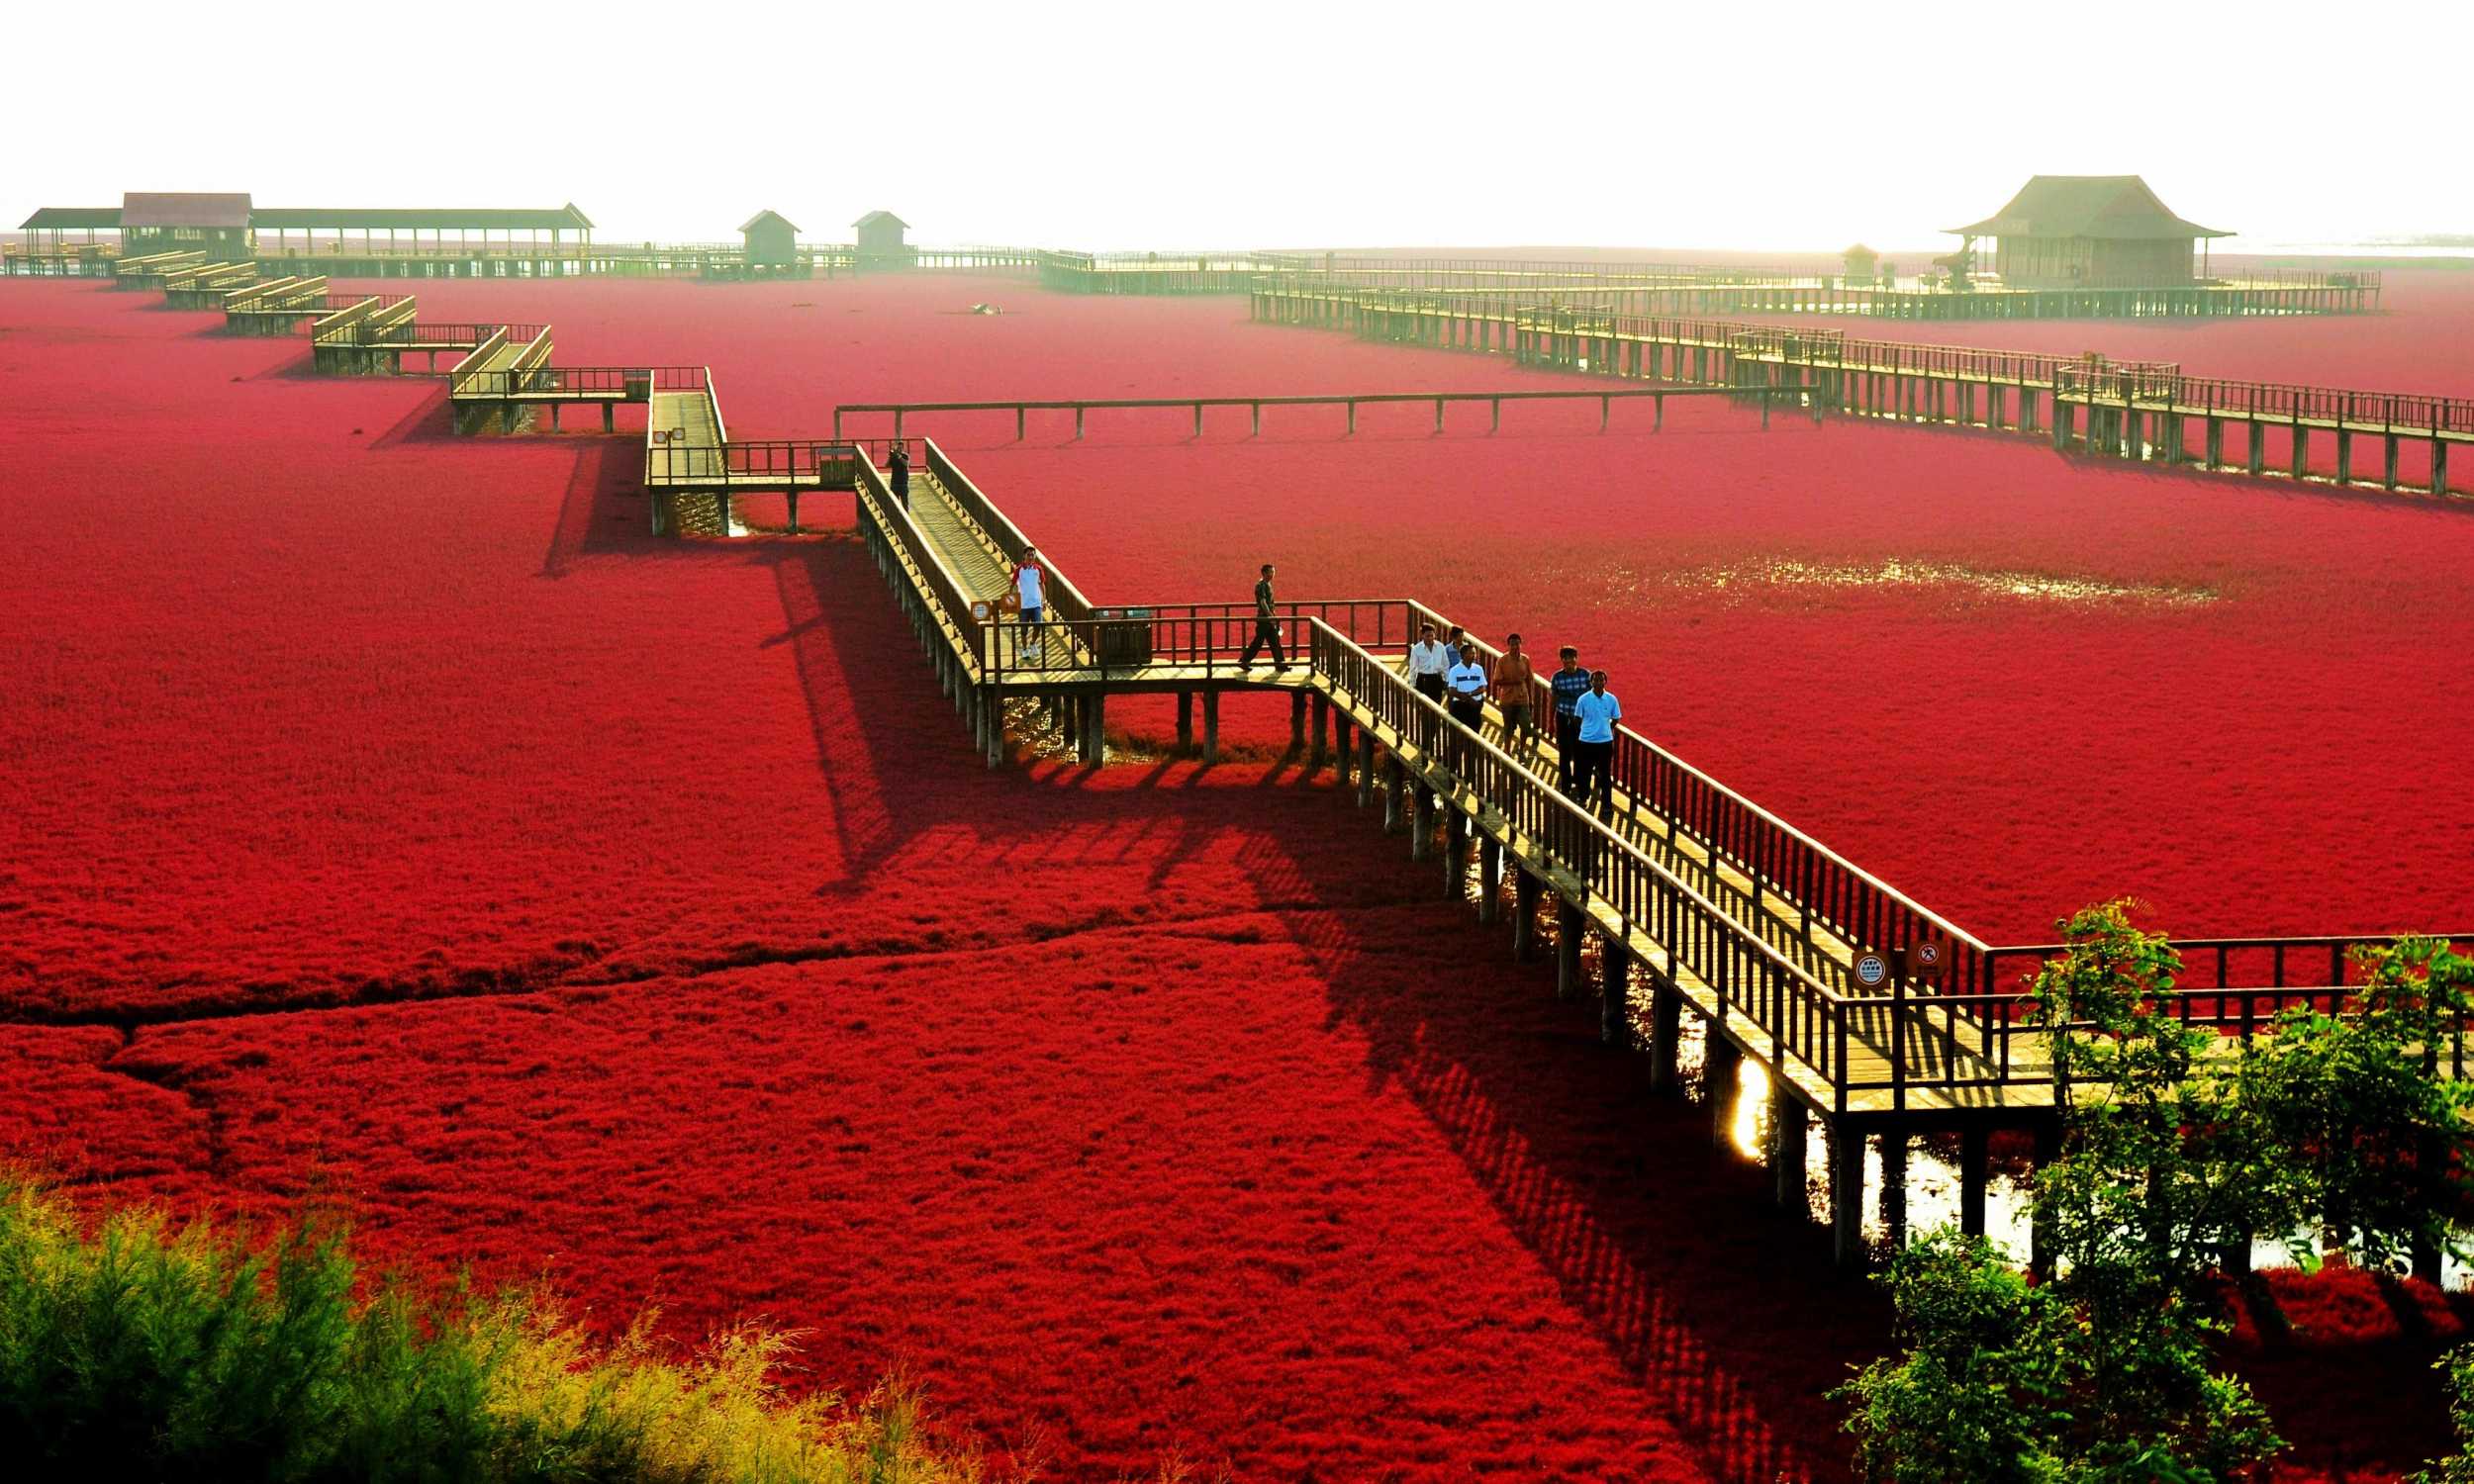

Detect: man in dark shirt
1238,562,1286,669
889,442,910,508
1550,646,1591,794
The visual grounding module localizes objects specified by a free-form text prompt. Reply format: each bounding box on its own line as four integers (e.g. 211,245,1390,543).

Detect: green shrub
1837,1231,2280,1484
2236,937,2474,1273
0,1173,983,1482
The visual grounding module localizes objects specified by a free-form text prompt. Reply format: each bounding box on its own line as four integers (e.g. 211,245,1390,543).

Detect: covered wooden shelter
247,203,595,256
122,193,255,261
1948,176,2230,289
739,210,800,268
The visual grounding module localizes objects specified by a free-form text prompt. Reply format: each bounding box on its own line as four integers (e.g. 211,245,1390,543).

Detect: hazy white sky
12,0,2464,252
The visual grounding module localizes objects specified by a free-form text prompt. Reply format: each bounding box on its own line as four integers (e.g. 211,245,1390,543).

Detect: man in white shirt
1445,643,1489,734
1570,670,1621,816
1013,547,1046,666
1404,622,1453,702
1402,621,1455,751
1014,547,1046,624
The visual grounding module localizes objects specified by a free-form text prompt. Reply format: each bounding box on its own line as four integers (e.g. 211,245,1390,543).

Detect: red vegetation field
3,270,2470,1480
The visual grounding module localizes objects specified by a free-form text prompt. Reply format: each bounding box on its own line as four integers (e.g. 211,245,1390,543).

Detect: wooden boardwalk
1252,287,2474,501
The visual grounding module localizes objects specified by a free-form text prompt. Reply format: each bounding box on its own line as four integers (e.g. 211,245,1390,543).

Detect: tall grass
0,1173,984,1482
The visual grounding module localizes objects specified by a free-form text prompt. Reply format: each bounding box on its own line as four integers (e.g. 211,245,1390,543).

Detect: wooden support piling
1647,978,1682,1092
1832,1128,1866,1270
1707,1036,1742,1151
1511,868,1538,959
1600,937,1631,1046
1478,837,1502,922
1202,690,1220,763
1958,1125,1989,1238
1770,1077,1808,1211
1879,1132,1910,1252
1555,900,1582,1000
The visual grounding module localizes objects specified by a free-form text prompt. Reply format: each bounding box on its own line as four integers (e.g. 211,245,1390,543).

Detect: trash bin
1095,608,1153,669
622,372,652,403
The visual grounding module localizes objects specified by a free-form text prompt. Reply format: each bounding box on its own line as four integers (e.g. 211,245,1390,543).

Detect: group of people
1239,565,1622,811
1403,622,1621,812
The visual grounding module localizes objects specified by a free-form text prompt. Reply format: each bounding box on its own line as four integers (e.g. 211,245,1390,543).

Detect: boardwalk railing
2058,369,2474,437
647,438,871,488
447,363,704,402
836,384,1822,441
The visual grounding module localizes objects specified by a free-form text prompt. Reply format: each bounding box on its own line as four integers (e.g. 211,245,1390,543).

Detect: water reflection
1706,1046,2459,1283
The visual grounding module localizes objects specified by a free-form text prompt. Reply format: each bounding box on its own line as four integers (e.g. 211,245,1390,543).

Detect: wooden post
1202,690,1220,763
1331,713,1352,787
1409,786,1431,861
1832,1127,1867,1271
1478,837,1502,923
1958,1125,1989,1238
1600,936,1631,1046
1555,900,1583,1000
1080,693,1105,764
1771,1077,1808,1211
1441,808,1469,898
1707,1036,1742,1151
2029,1118,2059,1279
1176,691,1193,754
1357,728,1377,807
1647,979,1682,1092
1308,694,1329,773
1879,1131,1909,1252
1511,868,1539,959
1289,691,1306,753
1382,755,1404,832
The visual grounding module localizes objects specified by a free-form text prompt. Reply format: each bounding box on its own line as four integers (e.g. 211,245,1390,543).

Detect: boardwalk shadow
1259,872,1878,1484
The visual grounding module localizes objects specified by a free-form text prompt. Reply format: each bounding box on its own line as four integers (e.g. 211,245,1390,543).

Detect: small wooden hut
740,210,800,270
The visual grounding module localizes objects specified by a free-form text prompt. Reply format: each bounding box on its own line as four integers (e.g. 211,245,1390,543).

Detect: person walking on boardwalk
1239,562,1287,669
1550,646,1591,793
1404,622,1455,752
1405,622,1453,703
1013,546,1046,666
1492,632,1537,754
1570,670,1622,817
889,441,910,508
1446,642,1489,736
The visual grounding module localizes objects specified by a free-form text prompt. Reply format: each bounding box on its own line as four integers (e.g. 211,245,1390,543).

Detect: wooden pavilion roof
1948,176,2231,240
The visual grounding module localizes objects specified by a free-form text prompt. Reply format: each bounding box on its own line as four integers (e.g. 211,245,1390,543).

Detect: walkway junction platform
1253,286,2474,500
69,260,2469,1275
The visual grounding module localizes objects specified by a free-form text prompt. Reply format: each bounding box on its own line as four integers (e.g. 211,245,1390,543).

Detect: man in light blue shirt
1569,670,1620,814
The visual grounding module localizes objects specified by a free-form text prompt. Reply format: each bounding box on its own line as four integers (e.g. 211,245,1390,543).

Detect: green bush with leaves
2026,900,2284,1292
1838,1231,2280,1484
2236,937,2474,1274
2414,1343,2474,1484
0,1173,982,1483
